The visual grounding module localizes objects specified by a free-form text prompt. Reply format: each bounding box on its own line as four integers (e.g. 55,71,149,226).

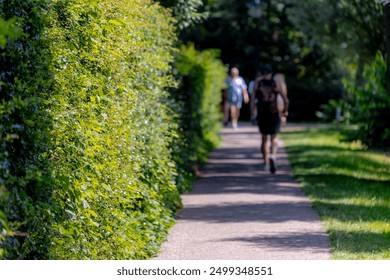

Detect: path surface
156,123,330,260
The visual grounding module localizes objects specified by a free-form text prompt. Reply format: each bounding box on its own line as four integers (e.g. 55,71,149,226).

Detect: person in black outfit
253,65,288,173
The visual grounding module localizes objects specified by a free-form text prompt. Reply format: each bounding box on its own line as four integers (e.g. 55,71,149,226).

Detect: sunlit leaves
45,0,180,259
1,0,182,259
171,44,225,192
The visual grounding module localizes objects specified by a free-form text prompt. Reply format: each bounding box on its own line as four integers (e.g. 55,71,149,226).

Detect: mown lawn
281,126,390,259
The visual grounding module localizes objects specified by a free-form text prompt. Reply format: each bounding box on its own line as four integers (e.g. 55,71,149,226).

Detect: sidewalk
156,123,330,260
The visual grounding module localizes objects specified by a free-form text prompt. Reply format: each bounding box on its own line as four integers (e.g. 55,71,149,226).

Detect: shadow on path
156,123,331,260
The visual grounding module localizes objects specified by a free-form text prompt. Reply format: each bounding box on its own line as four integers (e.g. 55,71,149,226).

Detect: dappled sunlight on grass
328,227,390,260
282,127,390,259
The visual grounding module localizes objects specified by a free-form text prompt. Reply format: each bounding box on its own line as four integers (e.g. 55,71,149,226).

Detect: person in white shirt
223,67,249,129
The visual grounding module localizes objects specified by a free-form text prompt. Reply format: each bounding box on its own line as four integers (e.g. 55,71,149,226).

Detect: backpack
255,79,278,114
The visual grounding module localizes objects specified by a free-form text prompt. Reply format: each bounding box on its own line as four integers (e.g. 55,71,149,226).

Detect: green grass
281,127,390,259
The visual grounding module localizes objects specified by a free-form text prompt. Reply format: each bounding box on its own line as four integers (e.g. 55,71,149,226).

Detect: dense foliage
46,0,182,260
172,44,226,191
0,0,199,259
158,0,208,30
344,53,390,148
0,15,20,46
1,0,226,260
285,0,384,79
155,1,226,191
287,0,389,148
1,0,54,259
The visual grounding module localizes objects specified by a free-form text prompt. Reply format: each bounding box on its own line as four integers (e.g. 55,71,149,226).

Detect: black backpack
255,79,278,114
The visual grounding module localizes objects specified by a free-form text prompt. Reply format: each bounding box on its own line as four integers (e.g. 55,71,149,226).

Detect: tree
0,14,21,260
158,0,208,30
383,2,390,95
293,0,388,147
285,0,384,84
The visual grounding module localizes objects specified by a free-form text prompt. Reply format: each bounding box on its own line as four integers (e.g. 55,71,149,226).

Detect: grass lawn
281,126,390,259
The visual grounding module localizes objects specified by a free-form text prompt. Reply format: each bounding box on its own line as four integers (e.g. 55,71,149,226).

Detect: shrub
0,0,54,259
172,44,226,192
345,52,390,148
1,0,226,260
1,0,180,259
0,16,21,46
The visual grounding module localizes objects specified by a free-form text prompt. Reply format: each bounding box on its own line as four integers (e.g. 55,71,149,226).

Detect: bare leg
269,133,279,173
223,103,230,125
261,134,269,167
270,133,279,158
230,106,240,128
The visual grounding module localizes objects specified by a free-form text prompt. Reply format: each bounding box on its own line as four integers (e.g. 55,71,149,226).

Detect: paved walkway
156,123,330,260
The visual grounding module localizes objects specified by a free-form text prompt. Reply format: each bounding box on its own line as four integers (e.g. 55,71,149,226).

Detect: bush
0,0,54,259
345,52,390,148
1,0,180,259
1,0,226,260
172,44,226,192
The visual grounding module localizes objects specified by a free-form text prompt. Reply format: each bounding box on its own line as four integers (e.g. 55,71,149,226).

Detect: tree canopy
174,0,386,123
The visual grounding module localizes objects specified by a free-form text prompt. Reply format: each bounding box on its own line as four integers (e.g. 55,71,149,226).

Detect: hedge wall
1,0,180,259
0,0,54,259
172,44,226,192
1,0,226,260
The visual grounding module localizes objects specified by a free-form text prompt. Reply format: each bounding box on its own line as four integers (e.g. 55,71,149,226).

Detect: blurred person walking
223,67,249,129
253,64,289,173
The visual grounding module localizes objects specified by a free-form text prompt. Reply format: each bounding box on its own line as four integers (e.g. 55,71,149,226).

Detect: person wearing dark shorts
257,111,281,136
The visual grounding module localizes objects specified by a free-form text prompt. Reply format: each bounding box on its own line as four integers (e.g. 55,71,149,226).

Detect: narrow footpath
156,123,330,260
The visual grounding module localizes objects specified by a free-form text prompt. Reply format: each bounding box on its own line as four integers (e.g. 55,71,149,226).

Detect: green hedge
0,0,54,259
47,0,182,260
1,0,226,260
172,44,226,192
1,0,180,259
0,14,17,259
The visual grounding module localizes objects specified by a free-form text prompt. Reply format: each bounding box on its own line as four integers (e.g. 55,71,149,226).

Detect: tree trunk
384,4,390,96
